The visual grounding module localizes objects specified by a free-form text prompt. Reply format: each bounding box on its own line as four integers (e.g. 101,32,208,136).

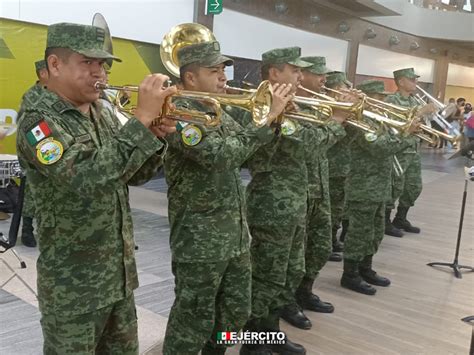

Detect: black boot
21,216,37,247
392,206,420,233
328,252,342,262
332,226,344,253
340,260,376,295
240,319,273,355
384,209,404,238
280,303,312,330
269,336,306,354
296,277,334,313
339,219,349,243
359,255,391,287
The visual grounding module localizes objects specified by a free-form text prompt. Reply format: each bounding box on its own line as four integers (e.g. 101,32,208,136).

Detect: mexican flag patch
26,121,52,145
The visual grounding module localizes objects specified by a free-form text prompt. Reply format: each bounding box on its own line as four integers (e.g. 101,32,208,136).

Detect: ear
268,67,279,82
183,71,197,89
46,55,61,77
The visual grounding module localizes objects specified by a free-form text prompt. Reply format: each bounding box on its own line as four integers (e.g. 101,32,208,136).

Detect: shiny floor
1,147,473,355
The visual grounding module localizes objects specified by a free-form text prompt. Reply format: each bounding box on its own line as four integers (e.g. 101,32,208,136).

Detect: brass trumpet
95,81,274,127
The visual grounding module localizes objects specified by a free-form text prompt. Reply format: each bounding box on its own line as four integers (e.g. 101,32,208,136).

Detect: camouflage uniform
298,63,346,288
162,42,275,355
325,72,354,247
238,49,340,334
16,23,162,354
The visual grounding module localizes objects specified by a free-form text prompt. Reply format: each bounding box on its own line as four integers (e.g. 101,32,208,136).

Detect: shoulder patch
181,125,202,146
36,138,64,165
281,119,297,136
364,132,378,142
26,120,52,145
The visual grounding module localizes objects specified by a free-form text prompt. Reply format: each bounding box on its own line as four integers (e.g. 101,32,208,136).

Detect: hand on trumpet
417,102,437,116
405,118,422,135
266,83,294,125
134,74,178,134
331,89,361,124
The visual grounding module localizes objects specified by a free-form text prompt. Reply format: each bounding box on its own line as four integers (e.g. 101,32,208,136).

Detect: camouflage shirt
164,100,275,263
385,91,419,154
327,135,353,178
346,125,412,202
299,104,346,199
236,107,343,225
16,86,166,316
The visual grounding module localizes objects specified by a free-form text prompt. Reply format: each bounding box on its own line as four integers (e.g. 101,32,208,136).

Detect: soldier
341,79,419,294
384,68,436,237
325,71,354,258
16,22,176,354
280,59,349,329
239,48,348,354
162,41,291,355
18,59,49,247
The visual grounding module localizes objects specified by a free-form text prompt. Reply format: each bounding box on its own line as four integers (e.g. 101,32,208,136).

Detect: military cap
261,47,312,68
35,59,46,72
46,22,121,62
393,67,419,79
178,41,233,68
356,79,391,95
300,56,331,75
326,71,352,88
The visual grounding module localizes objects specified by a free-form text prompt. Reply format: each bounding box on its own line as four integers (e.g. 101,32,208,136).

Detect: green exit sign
206,0,223,15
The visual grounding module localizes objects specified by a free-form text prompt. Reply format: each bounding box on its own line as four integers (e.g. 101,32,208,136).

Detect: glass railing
408,0,472,12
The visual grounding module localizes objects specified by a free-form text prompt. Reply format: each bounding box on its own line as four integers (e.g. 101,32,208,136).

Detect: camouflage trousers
163,253,251,355
344,200,385,262
249,223,306,325
329,176,347,242
305,196,332,280
41,294,138,355
22,181,34,218
387,152,422,210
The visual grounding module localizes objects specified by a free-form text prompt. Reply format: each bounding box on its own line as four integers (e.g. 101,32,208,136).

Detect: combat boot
340,259,376,295
332,226,344,252
339,219,349,242
384,209,404,238
280,303,312,330
392,206,420,233
269,337,306,354
328,252,342,262
296,277,334,313
359,255,391,287
21,216,37,247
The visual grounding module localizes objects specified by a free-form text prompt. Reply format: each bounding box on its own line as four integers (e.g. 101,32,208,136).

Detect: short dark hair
261,63,285,80
179,62,201,84
44,47,74,72
457,97,466,104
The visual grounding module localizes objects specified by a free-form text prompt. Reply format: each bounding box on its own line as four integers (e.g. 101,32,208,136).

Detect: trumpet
298,85,378,133
95,80,274,127
226,84,334,126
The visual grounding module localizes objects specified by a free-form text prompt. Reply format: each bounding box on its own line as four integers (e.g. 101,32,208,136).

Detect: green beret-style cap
356,79,391,95
261,47,312,68
47,23,121,62
325,71,352,88
300,56,331,75
177,41,233,68
35,59,46,72
393,67,419,79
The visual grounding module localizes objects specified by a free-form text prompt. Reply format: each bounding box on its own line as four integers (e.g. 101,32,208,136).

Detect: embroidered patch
181,125,202,146
36,138,64,165
281,119,297,136
26,121,52,145
364,132,378,142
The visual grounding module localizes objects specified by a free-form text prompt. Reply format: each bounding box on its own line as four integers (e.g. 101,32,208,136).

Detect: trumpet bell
160,23,216,78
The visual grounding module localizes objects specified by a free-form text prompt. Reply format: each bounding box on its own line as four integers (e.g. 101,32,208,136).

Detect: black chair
461,316,474,355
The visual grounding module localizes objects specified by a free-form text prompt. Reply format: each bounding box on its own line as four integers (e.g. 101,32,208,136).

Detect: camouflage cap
35,59,46,72
46,23,121,62
261,47,312,68
300,56,331,75
393,67,419,79
356,79,391,95
178,41,233,68
325,71,352,88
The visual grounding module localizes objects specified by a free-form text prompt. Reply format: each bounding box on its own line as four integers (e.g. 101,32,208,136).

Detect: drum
0,154,22,187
